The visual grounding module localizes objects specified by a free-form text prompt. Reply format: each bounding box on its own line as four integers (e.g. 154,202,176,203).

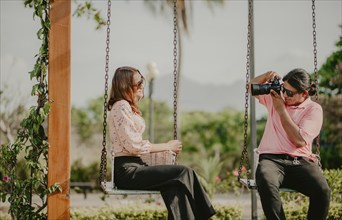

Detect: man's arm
270,90,306,147
248,71,280,94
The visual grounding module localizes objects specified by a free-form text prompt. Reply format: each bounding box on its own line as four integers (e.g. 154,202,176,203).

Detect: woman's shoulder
112,100,132,112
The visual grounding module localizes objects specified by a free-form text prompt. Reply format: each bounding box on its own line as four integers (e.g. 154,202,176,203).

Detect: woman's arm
150,140,182,154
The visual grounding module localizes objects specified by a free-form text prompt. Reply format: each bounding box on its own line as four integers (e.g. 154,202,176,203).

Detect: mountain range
150,74,267,118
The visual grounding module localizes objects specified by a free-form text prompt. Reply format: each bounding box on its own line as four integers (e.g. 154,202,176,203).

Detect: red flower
2,176,10,182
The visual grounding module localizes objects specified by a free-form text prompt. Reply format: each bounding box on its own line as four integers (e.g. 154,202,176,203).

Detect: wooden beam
47,0,71,219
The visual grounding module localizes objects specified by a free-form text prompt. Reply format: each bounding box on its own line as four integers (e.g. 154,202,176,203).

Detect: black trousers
256,154,331,220
114,156,216,220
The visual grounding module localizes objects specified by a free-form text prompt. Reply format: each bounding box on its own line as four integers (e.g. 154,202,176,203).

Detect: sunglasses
281,86,299,97
133,78,145,88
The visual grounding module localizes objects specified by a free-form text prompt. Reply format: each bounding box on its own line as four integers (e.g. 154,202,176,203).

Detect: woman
108,66,216,220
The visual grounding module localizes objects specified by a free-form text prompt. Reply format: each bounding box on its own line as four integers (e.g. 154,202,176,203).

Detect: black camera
251,78,282,96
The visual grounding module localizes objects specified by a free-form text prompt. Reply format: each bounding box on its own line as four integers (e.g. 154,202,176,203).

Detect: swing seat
100,154,161,195
239,178,257,189
238,149,296,192
239,178,296,192
101,181,160,195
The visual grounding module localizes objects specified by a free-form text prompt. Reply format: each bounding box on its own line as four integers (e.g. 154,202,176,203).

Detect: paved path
70,192,264,219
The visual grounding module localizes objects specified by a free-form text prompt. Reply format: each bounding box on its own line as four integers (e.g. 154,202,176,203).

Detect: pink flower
2,176,10,182
241,166,247,172
214,176,221,183
233,169,239,177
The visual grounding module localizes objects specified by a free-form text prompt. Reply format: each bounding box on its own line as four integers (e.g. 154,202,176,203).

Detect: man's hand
270,89,286,115
265,71,281,83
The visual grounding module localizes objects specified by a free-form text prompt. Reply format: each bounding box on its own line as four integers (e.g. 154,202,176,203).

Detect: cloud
1,55,36,111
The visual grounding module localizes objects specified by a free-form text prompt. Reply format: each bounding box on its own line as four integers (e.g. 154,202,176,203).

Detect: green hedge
71,208,168,220
276,169,342,220
2,169,341,219
70,206,242,220
69,203,342,220
282,202,342,220
2,202,341,219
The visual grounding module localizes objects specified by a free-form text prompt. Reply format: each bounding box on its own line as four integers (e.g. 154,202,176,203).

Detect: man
250,68,330,220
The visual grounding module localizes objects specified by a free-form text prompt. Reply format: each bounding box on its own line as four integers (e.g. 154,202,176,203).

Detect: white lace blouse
108,100,151,156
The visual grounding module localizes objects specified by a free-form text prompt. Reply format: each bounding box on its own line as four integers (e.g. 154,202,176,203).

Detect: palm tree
143,0,225,136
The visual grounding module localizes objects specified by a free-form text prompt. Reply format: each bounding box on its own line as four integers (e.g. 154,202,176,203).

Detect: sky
1,0,341,114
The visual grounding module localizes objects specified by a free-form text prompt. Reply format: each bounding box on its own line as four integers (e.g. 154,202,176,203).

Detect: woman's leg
161,185,195,220
135,165,215,220
115,159,215,220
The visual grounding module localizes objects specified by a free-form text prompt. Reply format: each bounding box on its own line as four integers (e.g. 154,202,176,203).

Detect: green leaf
31,84,39,96
1,193,7,203
48,183,62,194
36,27,44,40
43,103,50,115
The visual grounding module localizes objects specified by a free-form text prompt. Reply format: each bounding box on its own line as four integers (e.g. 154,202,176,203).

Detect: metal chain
238,0,253,186
311,0,320,156
99,0,111,187
173,0,178,140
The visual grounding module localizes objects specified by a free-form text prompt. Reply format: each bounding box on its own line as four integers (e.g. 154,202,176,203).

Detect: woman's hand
167,140,182,154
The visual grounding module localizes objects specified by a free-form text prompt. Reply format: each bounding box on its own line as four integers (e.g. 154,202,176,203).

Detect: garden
1,0,341,219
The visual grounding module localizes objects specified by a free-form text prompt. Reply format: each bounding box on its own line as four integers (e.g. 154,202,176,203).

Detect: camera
251,78,282,96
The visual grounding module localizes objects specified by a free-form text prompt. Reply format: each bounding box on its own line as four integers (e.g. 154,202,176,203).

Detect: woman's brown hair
107,66,143,115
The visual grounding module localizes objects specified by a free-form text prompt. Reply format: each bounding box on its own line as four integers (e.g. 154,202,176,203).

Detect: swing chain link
173,0,178,140
311,0,321,156
238,0,253,186
100,0,112,187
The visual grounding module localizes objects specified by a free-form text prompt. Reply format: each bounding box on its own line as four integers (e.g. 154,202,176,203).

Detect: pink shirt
109,100,151,156
258,95,323,159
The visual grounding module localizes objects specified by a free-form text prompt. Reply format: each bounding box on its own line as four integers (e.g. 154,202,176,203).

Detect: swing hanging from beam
98,0,179,195
238,0,321,191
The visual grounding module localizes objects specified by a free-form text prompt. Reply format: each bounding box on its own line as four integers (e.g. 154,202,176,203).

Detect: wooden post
47,0,71,219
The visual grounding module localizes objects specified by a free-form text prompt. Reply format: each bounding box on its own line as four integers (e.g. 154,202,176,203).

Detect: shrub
324,169,342,203
216,170,246,195
277,168,342,220
281,201,342,220
70,160,99,184
70,206,242,220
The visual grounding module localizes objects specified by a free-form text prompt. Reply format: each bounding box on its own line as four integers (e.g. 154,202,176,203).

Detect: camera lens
251,84,271,96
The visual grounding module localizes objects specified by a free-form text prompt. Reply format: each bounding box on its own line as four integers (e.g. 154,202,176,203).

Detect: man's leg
282,157,330,220
256,155,286,220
